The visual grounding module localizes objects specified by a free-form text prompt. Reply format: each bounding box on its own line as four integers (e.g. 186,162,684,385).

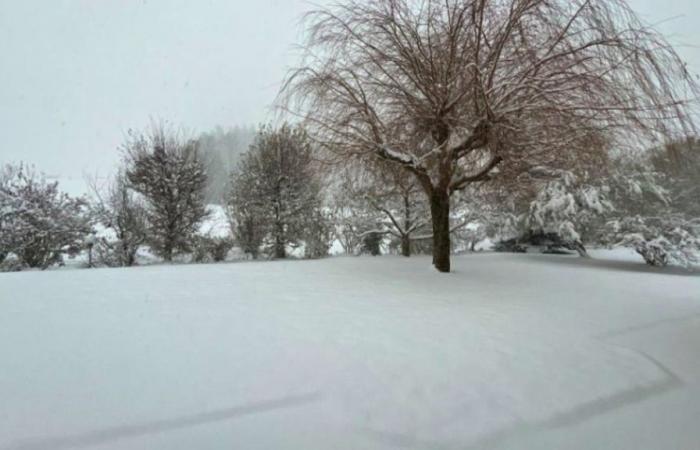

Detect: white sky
1,0,698,179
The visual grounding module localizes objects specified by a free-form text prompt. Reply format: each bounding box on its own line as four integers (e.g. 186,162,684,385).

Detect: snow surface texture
0,253,699,450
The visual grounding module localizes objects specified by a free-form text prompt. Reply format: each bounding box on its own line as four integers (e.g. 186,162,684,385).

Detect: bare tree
282,0,698,272
89,172,148,267
350,162,429,256
327,177,378,255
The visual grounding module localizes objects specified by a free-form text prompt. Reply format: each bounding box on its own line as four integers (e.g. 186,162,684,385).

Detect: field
1,252,699,450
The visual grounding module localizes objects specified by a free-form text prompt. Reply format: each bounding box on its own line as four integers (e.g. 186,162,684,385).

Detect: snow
197,204,230,238
0,253,699,449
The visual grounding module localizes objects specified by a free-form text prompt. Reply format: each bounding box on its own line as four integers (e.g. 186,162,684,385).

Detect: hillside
1,253,699,450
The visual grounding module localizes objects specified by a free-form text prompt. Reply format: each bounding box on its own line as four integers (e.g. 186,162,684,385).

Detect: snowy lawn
1,253,699,450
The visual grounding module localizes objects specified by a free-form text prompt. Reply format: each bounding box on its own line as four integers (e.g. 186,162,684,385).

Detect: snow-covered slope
0,253,699,450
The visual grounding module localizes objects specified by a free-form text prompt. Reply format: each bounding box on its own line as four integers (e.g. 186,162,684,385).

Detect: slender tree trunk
430,188,451,273
163,232,174,262
272,185,286,259
123,240,136,267
275,237,286,258
163,244,173,262
274,221,286,259
401,192,411,257
121,239,128,266
163,216,176,262
574,242,590,258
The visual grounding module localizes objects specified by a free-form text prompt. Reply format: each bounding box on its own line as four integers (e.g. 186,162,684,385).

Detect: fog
0,0,698,181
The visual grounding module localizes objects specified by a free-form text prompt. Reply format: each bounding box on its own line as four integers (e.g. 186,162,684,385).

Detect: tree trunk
401,192,411,257
123,239,136,267
430,188,451,273
273,194,286,259
163,219,176,262
275,239,286,259
163,244,173,262
274,222,286,259
574,242,590,258
400,235,411,257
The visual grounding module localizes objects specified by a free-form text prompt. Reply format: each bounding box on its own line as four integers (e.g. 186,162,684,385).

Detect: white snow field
1,253,699,450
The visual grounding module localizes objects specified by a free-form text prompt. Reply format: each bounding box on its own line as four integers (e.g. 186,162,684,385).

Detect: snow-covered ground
0,253,699,450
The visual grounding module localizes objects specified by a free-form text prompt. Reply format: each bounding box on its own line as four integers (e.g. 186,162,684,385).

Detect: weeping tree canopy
282,0,698,272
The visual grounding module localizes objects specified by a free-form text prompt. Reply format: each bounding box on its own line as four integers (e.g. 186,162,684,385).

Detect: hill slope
1,253,699,450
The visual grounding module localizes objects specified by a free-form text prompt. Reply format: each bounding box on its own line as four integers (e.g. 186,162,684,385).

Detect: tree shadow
2,392,321,450
520,253,700,278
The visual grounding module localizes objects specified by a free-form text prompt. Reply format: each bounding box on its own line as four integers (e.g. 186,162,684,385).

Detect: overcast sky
1,0,698,180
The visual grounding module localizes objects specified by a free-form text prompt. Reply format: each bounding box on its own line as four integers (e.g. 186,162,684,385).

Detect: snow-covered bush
604,216,700,267
87,237,122,268
596,157,700,267
526,170,613,256
191,235,234,263
0,255,23,272
0,164,91,269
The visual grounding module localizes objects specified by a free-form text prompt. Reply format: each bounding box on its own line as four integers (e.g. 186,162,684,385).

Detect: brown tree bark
430,188,451,273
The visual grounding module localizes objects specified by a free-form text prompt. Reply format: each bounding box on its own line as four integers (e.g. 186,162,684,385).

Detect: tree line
0,123,334,270
1,124,699,271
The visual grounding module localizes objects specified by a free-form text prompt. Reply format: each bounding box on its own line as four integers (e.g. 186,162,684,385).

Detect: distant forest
197,125,256,204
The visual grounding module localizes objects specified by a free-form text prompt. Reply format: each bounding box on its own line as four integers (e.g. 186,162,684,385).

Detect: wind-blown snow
0,253,699,449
